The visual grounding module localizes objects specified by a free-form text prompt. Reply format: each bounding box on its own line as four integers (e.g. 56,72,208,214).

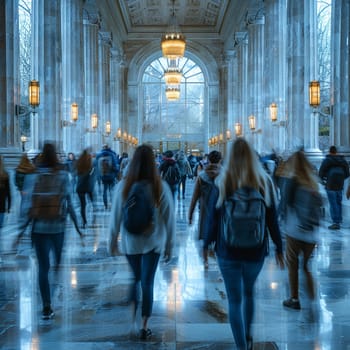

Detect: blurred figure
65,152,77,190
14,142,83,320
15,153,36,195
76,149,95,228
175,151,193,200
158,150,181,199
319,145,349,230
0,156,11,236
204,138,284,350
109,144,175,340
188,150,222,268
279,151,321,310
96,144,119,209
119,152,129,180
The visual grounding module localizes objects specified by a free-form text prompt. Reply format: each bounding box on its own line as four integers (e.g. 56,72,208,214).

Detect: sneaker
139,328,152,340
283,298,301,310
328,223,340,230
42,306,55,320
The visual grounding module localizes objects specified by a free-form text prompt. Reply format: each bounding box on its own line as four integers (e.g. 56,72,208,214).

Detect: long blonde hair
215,138,274,207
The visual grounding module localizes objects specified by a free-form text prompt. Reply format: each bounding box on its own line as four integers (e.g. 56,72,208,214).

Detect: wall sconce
214,135,218,145
270,103,278,122
208,138,212,146
248,115,261,133
91,113,98,130
105,121,111,136
128,134,132,144
71,102,78,122
123,131,128,141
20,135,28,152
114,127,122,140
219,133,224,143
235,123,242,137
226,129,231,141
309,81,320,108
16,79,40,116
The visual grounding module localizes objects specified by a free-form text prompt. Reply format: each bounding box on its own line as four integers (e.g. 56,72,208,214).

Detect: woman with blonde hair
279,150,321,310
109,144,175,340
204,138,284,350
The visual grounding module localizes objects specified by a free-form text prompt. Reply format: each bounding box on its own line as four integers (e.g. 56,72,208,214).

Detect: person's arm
188,177,201,224
108,181,123,256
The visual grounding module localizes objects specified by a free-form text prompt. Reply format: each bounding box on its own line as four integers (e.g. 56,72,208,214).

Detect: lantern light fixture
309,81,320,108
116,127,122,139
235,123,242,137
161,0,186,59
226,129,231,140
29,80,40,107
270,103,278,122
71,102,78,122
20,135,28,152
91,113,98,130
248,115,256,131
105,121,111,136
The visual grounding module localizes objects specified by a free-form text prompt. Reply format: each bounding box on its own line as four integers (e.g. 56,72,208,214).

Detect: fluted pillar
0,0,19,156
61,0,84,155
286,0,320,153
226,49,237,150
98,31,112,148
83,13,100,152
264,0,287,153
233,32,248,140
246,12,265,152
34,0,62,150
331,0,350,152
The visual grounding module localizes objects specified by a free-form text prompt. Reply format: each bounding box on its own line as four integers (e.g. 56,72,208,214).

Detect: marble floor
1,180,350,350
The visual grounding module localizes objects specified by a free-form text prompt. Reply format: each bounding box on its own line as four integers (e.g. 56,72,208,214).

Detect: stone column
286,0,320,153
246,11,265,152
226,50,237,151
331,0,350,153
98,31,112,149
264,0,287,153
83,12,100,153
34,0,62,151
234,32,249,140
0,0,19,160
61,0,84,155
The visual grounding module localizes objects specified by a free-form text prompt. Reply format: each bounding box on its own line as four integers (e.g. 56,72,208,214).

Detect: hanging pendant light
161,0,186,59
164,59,182,85
166,86,180,101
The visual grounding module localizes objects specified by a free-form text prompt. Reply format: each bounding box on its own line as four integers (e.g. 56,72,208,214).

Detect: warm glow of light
71,269,77,287
123,131,128,141
116,127,122,139
226,129,231,140
309,80,320,107
235,123,242,136
91,113,98,129
71,102,78,122
248,115,256,131
164,69,182,85
105,121,111,135
161,35,186,59
166,87,180,101
28,80,40,107
270,103,278,122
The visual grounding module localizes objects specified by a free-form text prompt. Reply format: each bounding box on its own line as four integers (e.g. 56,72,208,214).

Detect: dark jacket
0,173,11,213
319,154,349,190
159,158,180,189
203,184,283,262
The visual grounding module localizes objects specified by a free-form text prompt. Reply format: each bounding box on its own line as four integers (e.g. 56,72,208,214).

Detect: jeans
32,233,64,308
78,192,94,224
178,175,187,198
102,181,115,208
126,249,160,318
218,257,264,350
326,190,343,224
285,236,316,300
0,212,4,229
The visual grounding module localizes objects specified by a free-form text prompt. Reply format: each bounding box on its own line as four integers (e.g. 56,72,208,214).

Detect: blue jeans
218,257,264,350
32,233,64,308
326,190,343,224
0,212,4,229
126,249,160,318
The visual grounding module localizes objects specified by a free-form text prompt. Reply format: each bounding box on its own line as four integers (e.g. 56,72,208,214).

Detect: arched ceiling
96,0,261,62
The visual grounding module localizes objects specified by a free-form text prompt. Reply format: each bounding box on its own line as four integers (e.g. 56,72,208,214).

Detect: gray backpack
221,187,266,248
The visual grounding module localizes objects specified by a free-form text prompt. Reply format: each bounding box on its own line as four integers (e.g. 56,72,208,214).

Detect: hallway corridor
1,180,350,349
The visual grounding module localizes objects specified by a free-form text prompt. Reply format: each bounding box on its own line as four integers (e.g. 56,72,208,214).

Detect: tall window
142,57,205,153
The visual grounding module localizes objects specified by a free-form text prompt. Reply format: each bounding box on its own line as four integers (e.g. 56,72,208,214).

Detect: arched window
142,56,205,153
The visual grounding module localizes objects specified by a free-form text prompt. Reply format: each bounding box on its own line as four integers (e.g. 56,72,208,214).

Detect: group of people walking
1,139,349,350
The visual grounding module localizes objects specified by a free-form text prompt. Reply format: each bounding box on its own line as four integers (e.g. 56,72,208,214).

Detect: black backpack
221,187,266,249
293,185,323,231
122,181,155,235
163,164,180,186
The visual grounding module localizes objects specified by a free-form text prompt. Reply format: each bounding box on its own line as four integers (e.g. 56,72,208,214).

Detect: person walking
15,153,36,195
204,138,284,350
279,151,321,311
319,145,349,230
0,156,11,238
175,151,193,200
188,150,222,268
76,149,95,228
158,150,181,199
109,144,175,340
14,142,83,320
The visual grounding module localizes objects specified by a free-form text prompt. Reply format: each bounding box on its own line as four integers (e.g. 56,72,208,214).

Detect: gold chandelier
166,86,180,101
161,1,186,59
164,59,182,85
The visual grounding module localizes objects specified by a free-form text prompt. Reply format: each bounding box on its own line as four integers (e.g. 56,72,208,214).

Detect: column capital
83,9,101,27
245,7,265,26
99,31,112,46
234,32,248,47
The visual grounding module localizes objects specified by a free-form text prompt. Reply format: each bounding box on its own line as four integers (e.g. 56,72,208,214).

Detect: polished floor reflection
1,180,350,349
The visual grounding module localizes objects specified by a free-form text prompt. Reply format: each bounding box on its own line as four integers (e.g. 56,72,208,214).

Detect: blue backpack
122,181,155,235
221,187,266,248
